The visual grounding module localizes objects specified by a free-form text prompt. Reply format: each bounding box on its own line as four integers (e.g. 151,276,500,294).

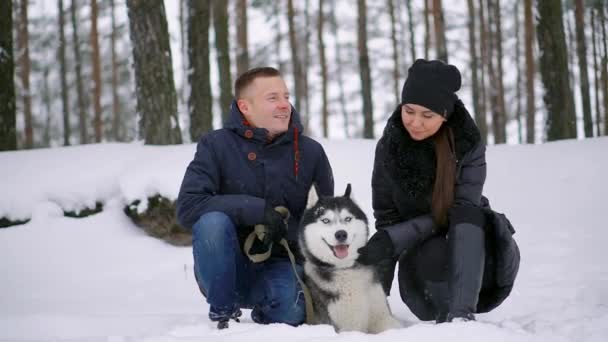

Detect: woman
357,59,520,323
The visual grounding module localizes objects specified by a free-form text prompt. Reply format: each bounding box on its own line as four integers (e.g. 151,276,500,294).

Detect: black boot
425,280,450,323
446,222,485,321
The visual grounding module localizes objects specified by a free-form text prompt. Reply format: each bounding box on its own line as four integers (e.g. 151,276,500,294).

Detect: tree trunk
574,0,593,137
302,0,311,132
213,0,233,122
591,6,601,136
358,0,374,139
179,0,187,107
599,2,608,136
273,1,285,73
388,0,400,105
58,0,71,146
236,0,249,77
0,0,17,151
524,0,535,143
110,0,122,141
536,0,577,141
406,0,416,63
42,68,52,147
329,0,350,138
565,2,576,98
466,0,484,142
17,0,33,149
478,0,489,142
424,0,431,60
318,0,329,138
127,0,182,145
514,0,523,143
287,0,303,111
485,0,500,143
491,0,507,143
91,0,103,142
188,0,213,141
71,0,88,144
432,0,448,62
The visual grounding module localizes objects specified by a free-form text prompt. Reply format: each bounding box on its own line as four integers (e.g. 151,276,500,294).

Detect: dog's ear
343,183,352,198
306,184,320,209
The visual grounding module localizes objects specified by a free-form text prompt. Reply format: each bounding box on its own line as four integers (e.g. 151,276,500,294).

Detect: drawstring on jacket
293,126,300,180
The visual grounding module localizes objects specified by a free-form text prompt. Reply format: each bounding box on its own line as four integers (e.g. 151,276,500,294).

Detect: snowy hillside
1,137,607,341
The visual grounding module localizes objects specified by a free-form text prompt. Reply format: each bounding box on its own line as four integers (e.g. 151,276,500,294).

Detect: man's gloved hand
262,204,288,246
357,230,395,265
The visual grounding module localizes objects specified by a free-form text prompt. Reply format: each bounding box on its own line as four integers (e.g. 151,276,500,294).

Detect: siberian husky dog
297,184,402,333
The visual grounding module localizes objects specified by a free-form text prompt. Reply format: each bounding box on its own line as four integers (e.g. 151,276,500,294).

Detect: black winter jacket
372,100,519,313
176,101,334,247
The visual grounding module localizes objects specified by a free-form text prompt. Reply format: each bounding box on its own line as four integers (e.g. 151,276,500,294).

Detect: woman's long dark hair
431,124,456,226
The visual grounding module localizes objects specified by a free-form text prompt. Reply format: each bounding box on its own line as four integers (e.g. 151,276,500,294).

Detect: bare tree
424,0,431,59
318,0,329,137
17,0,33,148
406,0,416,63
490,0,506,143
466,0,484,141
287,0,303,111
388,0,400,105
591,5,601,135
478,0,489,142
91,0,103,142
110,0,122,141
127,0,182,144
524,0,535,143
358,0,374,138
432,0,447,61
58,0,70,145
236,0,249,76
329,0,350,138
71,0,88,144
536,0,577,141
214,0,233,121
0,0,16,150
599,1,608,135
188,0,213,141
302,0,311,130
574,0,593,137
514,0,523,143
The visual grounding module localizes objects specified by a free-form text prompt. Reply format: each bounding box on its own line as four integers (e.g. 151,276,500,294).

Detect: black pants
379,232,496,321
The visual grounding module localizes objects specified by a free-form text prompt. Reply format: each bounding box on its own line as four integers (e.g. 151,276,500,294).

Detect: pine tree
536,0,577,141
127,0,182,145
0,0,17,151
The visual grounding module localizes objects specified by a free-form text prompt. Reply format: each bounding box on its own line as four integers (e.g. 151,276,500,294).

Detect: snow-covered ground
1,137,607,342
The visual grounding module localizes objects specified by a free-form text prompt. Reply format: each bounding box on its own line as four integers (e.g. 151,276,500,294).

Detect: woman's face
401,103,447,140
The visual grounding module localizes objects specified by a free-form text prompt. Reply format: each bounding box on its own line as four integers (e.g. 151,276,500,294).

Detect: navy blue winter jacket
176,101,334,243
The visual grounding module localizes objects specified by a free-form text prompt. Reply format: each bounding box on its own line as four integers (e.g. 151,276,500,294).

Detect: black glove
262,205,288,246
357,230,395,265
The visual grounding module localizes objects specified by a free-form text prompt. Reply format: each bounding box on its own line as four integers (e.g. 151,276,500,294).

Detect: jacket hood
224,100,304,144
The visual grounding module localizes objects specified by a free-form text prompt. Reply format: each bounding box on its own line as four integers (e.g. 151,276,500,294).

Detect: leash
243,207,315,324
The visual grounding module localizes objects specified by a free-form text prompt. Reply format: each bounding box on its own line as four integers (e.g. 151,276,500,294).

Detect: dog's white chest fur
305,264,402,333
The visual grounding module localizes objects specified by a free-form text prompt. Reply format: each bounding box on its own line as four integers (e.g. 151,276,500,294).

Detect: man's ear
236,98,249,114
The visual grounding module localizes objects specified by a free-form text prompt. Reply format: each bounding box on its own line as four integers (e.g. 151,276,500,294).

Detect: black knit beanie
401,59,462,118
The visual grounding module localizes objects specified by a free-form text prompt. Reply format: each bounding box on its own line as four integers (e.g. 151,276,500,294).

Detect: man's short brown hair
234,67,282,99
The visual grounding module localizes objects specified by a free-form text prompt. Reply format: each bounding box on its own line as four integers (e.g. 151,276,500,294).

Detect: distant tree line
1,0,608,151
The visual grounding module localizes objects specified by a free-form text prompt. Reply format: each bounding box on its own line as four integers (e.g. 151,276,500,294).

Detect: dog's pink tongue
334,245,349,259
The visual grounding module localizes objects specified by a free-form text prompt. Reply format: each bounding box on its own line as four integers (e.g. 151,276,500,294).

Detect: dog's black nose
335,230,348,242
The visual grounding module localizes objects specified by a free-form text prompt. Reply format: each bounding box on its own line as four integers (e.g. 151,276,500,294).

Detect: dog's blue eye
322,218,330,224
344,217,352,222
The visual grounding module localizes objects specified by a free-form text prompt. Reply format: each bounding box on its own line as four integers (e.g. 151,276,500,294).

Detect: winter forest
1,0,608,150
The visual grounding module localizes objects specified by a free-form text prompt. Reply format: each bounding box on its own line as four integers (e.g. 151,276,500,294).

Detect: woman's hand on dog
357,230,395,265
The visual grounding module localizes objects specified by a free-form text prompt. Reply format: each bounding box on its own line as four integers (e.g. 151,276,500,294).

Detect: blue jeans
192,212,305,326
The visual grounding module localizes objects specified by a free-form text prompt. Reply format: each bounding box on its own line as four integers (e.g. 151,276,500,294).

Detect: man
176,67,334,329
